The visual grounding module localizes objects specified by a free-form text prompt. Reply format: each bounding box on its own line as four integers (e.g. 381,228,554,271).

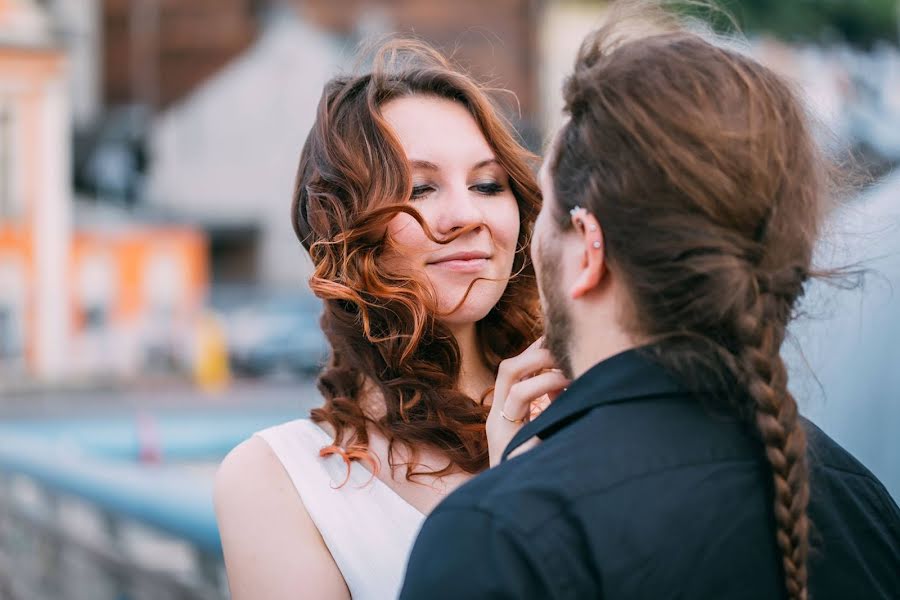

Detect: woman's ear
569,210,605,299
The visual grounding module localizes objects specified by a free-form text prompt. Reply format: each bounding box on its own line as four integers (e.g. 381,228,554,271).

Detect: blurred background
0,0,897,598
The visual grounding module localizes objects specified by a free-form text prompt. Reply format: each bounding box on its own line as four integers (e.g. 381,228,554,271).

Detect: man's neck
569,320,638,380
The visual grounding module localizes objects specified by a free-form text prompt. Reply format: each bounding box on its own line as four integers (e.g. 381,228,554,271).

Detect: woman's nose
434,185,485,235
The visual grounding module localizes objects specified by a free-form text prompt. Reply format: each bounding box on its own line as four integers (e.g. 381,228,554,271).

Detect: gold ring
500,410,525,424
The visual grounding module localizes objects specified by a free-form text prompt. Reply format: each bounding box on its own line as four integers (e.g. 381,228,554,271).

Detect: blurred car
223,294,329,378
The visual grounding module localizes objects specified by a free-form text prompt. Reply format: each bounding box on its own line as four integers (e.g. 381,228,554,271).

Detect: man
400,10,900,600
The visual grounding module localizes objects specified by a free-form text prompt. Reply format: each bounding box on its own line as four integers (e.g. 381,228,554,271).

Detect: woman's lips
428,257,490,273
427,251,492,273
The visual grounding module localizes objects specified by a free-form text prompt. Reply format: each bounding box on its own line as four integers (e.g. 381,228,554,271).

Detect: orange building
68,226,209,378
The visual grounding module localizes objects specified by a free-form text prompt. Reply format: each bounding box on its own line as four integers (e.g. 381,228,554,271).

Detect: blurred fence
0,410,294,599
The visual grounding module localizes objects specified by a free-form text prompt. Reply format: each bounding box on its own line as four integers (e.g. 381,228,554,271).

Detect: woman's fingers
493,346,557,409
530,394,552,420
500,371,570,422
486,337,570,467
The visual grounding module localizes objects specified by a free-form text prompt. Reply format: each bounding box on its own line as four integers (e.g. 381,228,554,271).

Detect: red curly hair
291,39,542,480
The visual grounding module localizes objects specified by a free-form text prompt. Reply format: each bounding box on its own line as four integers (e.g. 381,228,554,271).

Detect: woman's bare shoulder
214,437,350,599
216,436,284,495
217,434,310,496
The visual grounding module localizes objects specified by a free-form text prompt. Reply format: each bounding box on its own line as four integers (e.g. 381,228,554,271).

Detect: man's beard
536,240,574,378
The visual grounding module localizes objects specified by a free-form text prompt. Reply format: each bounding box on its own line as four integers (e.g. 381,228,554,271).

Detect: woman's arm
214,437,351,600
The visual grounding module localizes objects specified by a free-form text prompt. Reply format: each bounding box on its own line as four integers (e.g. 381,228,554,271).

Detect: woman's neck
447,322,494,401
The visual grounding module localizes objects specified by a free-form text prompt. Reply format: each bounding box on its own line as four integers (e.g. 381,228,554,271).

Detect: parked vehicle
219,292,329,378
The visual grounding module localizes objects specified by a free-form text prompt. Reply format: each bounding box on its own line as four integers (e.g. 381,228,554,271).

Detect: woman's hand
486,337,570,467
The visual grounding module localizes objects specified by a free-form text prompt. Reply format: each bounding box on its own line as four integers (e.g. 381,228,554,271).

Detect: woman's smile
427,250,492,273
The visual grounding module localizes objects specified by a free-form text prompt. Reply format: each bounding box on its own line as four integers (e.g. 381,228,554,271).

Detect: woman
214,40,568,599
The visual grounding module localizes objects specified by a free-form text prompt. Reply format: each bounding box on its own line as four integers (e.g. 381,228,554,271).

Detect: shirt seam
816,462,887,485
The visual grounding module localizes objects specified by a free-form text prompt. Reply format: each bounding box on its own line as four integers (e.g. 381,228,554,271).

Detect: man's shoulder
432,434,602,542
803,417,900,525
804,417,896,494
402,457,573,599
438,404,767,531
801,419,900,598
437,446,560,524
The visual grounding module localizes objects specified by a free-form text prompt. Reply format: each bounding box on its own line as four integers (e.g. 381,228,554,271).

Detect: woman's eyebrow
410,159,440,171
472,158,499,170
409,158,499,171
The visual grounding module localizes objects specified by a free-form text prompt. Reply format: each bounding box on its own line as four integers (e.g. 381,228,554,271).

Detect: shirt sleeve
399,506,559,600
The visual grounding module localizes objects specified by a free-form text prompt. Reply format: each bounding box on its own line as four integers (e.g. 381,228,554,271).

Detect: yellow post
194,310,230,393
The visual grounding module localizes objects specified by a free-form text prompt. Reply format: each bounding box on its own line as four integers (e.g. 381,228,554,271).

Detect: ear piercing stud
570,206,601,249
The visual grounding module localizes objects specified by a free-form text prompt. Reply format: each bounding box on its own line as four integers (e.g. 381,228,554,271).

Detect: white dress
255,419,425,600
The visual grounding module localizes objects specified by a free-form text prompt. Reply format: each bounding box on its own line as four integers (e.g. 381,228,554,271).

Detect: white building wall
33,72,72,381
145,15,340,288
538,3,609,139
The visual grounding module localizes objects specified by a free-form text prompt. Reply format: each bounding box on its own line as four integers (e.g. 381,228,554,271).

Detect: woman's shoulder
214,435,293,519
214,434,307,560
216,418,328,498
214,434,351,599
215,418,318,507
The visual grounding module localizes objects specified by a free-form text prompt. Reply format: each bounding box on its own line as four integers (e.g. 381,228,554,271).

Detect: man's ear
569,211,605,299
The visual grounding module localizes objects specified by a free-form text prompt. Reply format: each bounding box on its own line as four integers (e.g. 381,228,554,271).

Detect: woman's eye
410,184,434,200
472,182,505,196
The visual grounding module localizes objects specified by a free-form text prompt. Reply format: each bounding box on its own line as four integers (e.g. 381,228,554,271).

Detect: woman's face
382,95,521,326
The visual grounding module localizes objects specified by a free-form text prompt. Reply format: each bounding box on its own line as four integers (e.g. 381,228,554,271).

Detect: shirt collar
501,346,687,462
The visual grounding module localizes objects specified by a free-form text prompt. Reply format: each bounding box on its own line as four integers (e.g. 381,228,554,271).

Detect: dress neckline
299,419,426,518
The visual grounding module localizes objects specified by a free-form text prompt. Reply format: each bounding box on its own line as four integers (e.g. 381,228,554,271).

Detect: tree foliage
680,0,899,48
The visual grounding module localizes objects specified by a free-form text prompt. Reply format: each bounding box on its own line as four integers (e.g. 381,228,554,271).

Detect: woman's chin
438,295,504,327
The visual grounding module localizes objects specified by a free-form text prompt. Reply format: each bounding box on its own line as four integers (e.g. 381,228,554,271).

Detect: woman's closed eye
411,184,435,200
410,181,505,200
470,181,506,196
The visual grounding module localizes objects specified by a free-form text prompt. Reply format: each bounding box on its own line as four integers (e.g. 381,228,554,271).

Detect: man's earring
569,205,588,230
571,206,600,244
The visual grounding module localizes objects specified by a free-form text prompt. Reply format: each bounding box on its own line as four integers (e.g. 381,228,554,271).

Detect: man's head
532,8,830,600
533,28,824,376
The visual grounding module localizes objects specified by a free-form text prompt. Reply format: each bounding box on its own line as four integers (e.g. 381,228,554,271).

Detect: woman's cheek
387,213,427,252
491,197,521,260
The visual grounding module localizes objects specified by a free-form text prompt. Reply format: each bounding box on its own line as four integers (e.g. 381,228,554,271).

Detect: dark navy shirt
400,348,900,599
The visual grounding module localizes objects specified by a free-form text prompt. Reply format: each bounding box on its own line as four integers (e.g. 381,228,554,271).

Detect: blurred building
69,222,208,379
0,0,210,385
301,0,542,129
99,0,543,288
102,0,259,111
100,0,541,123
0,0,71,382
538,1,607,134
143,11,338,288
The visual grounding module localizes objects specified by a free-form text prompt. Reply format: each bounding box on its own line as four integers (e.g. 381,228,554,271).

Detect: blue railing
0,409,296,599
